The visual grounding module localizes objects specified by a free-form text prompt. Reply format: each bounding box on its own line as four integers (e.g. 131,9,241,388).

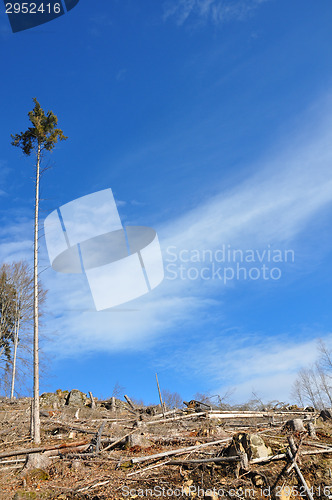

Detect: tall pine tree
12,98,67,443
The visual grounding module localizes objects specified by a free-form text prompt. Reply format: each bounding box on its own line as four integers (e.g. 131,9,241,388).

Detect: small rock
65,389,88,407
40,392,61,408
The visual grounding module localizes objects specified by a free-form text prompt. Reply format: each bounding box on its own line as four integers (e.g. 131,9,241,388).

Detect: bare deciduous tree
292,340,332,409
162,389,183,409
291,379,305,408
111,381,125,399
0,261,47,399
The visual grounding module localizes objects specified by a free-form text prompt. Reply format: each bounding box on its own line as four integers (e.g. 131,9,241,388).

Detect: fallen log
50,444,89,456
286,436,302,473
75,477,113,494
130,437,232,464
145,411,206,426
150,409,178,419
42,419,115,438
251,447,332,465
207,410,317,416
151,435,225,445
286,448,314,500
102,429,137,452
167,456,240,465
207,412,274,419
0,458,26,465
303,441,332,449
165,445,332,467
0,440,89,459
41,419,100,435
127,460,171,477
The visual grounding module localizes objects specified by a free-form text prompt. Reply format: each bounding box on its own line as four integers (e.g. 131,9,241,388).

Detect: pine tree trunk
32,144,41,444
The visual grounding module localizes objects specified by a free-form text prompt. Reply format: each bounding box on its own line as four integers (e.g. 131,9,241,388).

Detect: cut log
284,419,306,432
126,433,152,449
307,422,316,438
24,452,51,470
88,392,96,410
94,423,105,454
124,395,136,411
0,440,89,460
227,433,272,460
130,437,232,464
110,397,116,412
155,373,165,419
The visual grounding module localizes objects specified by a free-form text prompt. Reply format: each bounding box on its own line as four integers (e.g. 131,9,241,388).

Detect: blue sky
1,0,332,404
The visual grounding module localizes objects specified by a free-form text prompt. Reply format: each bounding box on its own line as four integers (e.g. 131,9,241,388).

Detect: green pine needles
11,97,68,156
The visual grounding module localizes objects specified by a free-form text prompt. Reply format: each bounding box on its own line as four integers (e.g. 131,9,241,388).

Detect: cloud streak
163,0,270,26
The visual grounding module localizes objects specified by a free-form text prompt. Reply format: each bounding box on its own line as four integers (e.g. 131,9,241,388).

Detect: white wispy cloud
163,0,270,26
1,93,332,401
40,94,332,358
161,332,331,402
0,215,33,264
